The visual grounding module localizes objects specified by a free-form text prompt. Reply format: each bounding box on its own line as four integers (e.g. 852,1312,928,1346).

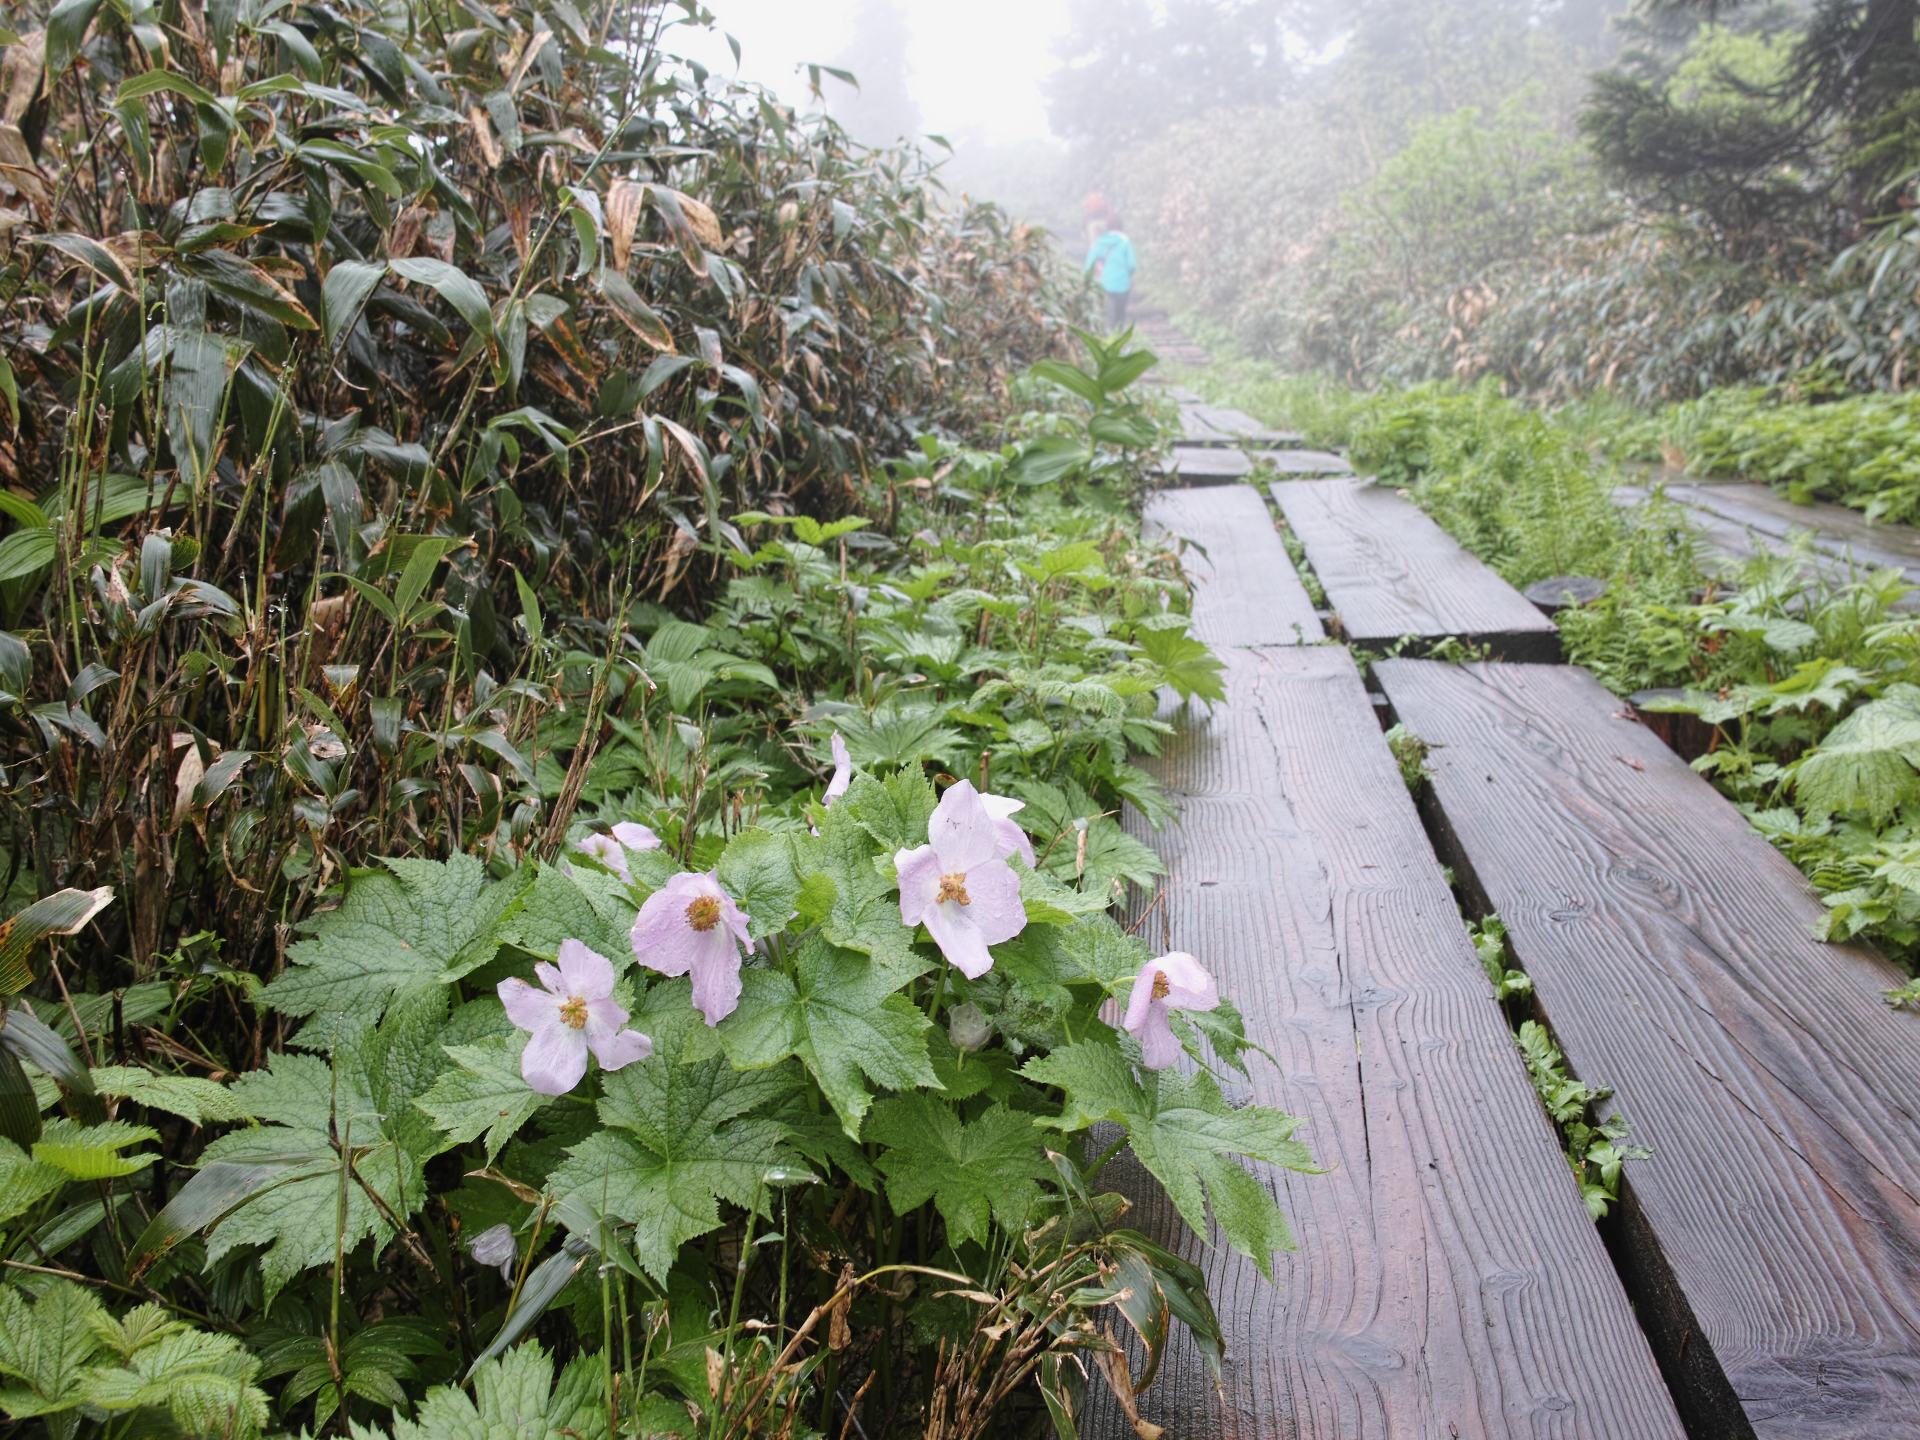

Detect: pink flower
979,792,1035,867
823,732,852,808
630,870,753,1026
894,780,1027,979
575,821,661,882
1120,952,1219,1070
498,940,653,1095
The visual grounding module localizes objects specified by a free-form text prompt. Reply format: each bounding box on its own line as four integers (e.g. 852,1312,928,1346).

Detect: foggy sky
671,0,1074,149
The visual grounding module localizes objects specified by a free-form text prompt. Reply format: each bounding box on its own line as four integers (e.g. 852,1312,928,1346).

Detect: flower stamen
686,895,722,931
558,995,589,1029
1150,970,1172,1001
936,872,971,906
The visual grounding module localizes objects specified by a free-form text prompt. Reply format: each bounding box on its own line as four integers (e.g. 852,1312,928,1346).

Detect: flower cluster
500,764,1219,1094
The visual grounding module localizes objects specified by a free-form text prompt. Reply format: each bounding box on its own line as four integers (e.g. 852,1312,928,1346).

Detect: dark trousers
1104,289,1130,330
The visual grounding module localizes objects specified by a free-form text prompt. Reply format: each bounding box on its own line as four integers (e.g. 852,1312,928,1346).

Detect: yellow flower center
1150,971,1171,1002
559,995,589,1029
686,895,722,932
936,872,971,906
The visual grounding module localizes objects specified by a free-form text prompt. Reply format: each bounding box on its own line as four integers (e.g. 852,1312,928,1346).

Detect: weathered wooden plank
1177,403,1237,443
1667,480,1920,575
1143,486,1323,647
1272,479,1559,659
1161,447,1257,483
1375,659,1920,1439
1615,483,1920,609
1160,447,1354,483
1173,407,1304,449
1197,404,1296,442
1089,647,1684,1439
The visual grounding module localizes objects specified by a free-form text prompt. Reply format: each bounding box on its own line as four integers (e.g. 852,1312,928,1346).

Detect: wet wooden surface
1271,479,1559,659
1088,647,1686,1439
1617,474,1920,595
1175,401,1305,448
1143,486,1324,647
1161,447,1354,482
1376,659,1920,1439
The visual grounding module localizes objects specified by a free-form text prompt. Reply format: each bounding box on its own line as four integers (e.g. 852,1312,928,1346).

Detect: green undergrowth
1470,915,1644,1222
1203,362,1920,997
0,315,1312,1435
1637,385,1920,524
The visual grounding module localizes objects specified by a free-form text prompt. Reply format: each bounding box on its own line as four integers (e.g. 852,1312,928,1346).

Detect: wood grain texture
1161,448,1355,483
1613,481,1920,611
1375,659,1920,1439
1143,486,1324,647
1197,405,1303,445
1175,402,1305,447
1271,479,1560,658
1087,647,1684,1440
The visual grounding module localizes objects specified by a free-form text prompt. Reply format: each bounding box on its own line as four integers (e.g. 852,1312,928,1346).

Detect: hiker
1084,215,1136,331
1081,188,1111,246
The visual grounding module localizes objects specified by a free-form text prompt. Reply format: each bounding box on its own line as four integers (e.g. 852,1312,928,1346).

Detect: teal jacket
1084,231,1136,294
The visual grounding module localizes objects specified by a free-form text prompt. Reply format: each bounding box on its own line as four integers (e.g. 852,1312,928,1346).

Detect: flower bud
947,1002,991,1054
467,1222,517,1280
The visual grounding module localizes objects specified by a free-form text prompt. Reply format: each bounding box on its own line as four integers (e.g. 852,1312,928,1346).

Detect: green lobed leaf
1793,683,1920,823
865,1094,1051,1247
189,1053,427,1305
414,1035,549,1163
263,855,504,1046
840,768,938,856
719,935,938,1139
0,1137,66,1225
32,1118,159,1180
715,829,805,942
89,1066,248,1126
0,1278,102,1420
550,999,806,1282
359,1342,601,1440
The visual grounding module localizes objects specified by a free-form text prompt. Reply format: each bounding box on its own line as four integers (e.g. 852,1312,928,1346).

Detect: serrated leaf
841,769,937,855
89,1066,248,1126
1128,622,1221,706
189,1053,425,1305
0,1277,103,1419
32,1118,158,1179
415,1035,548,1162
1794,684,1920,823
263,856,504,1046
0,1137,66,1225
866,1095,1050,1246
813,805,932,981
1022,1045,1314,1279
85,1326,270,1439
715,830,804,942
551,1003,805,1282
358,1343,600,1440
720,936,937,1139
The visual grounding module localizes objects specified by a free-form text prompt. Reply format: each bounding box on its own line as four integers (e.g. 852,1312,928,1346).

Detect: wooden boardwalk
1144,486,1323,646
1094,644,1685,1438
1098,385,1920,1438
1272,478,1560,659
1616,470,1920,598
1377,660,1920,1439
